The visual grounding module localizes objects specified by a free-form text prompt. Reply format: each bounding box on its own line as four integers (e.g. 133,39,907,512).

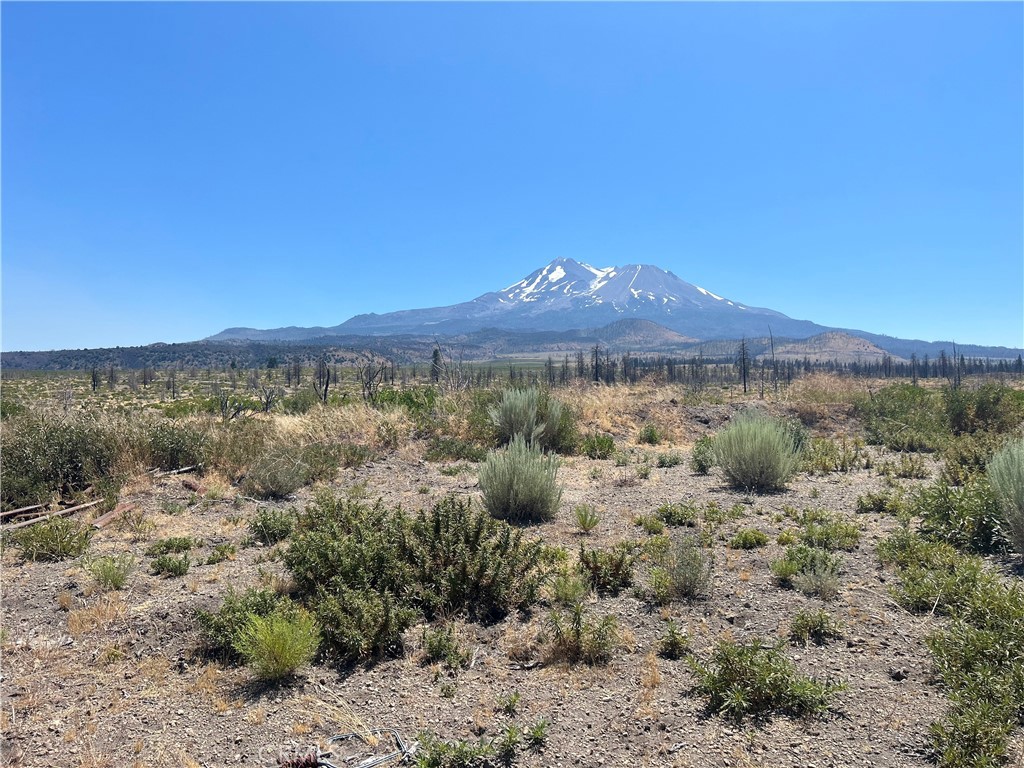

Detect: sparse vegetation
478,435,562,524
10,517,92,561
233,608,320,682
84,554,136,590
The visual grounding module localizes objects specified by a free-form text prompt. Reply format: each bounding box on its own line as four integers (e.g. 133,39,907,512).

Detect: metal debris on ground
277,728,417,768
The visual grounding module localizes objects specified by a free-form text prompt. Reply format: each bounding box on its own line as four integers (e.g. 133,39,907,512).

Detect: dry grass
67,594,126,637
783,372,868,405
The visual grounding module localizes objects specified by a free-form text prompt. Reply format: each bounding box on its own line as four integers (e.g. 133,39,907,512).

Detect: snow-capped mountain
209,258,828,341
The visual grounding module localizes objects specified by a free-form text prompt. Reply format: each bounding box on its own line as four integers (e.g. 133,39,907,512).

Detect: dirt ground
2,399,1022,768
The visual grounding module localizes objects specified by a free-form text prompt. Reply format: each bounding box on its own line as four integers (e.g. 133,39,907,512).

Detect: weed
797,511,860,551
656,452,684,468
11,517,92,561
578,542,636,595
879,453,930,480
634,514,665,535
496,691,521,716
728,529,769,550
422,625,469,672
84,554,136,591
771,545,841,599
572,504,600,534
546,603,619,665
526,719,549,749
638,423,661,445
857,383,946,453
788,609,843,646
855,489,906,515
580,432,615,460
648,535,714,603
690,435,715,475
145,536,199,556
206,544,236,565
547,567,589,607
915,478,1004,555
439,463,473,477
425,437,488,463
197,588,296,660
249,507,296,546
688,637,845,720
658,619,690,660
151,553,191,577
656,501,698,527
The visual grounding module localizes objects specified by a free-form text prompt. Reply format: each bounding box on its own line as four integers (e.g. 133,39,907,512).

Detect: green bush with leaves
688,638,844,721
151,553,191,577
988,436,1024,556
637,423,661,445
658,619,690,660
233,608,320,682
796,510,861,551
145,536,199,556
425,436,488,463
789,609,843,646
770,545,841,600
84,554,136,591
421,625,469,671
915,478,1004,555
11,517,92,561
714,410,802,492
243,442,341,499
857,383,946,453
572,504,600,534
197,587,289,659
690,435,716,475
249,507,296,545
478,435,562,524
578,542,636,595
656,501,698,527
283,492,543,662
546,603,619,665
580,432,615,460
728,529,769,550
147,420,208,470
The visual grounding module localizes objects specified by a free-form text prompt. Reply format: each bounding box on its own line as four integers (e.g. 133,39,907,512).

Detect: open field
2,371,1022,768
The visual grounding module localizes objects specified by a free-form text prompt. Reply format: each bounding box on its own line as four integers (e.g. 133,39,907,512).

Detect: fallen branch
0,504,46,521
154,464,201,478
2,500,102,532
91,503,137,530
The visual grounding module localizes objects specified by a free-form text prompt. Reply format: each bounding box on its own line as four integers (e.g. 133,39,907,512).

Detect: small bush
915,478,1004,555
580,432,615,460
789,609,843,646
145,536,199,556
988,436,1024,555
572,504,600,534
771,545,841,599
879,453,929,480
233,608,320,682
546,603,619,665
243,442,339,499
856,489,906,515
649,536,714,603
249,507,296,545
206,543,236,565
728,529,769,550
488,387,577,454
84,554,136,591
578,542,636,595
11,517,92,561
425,437,487,463
421,625,469,671
858,384,946,453
688,638,844,720
147,421,208,470
634,514,665,535
714,411,802,492
547,567,589,607
657,501,698,527
690,435,716,475
656,452,684,468
658,619,690,660
478,435,562,524
797,512,860,551
638,423,661,445
196,587,287,660
151,553,190,577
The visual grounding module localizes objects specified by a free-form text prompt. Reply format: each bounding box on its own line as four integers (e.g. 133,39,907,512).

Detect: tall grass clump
714,411,802,492
233,609,320,682
11,517,92,561
479,435,562,524
988,436,1024,556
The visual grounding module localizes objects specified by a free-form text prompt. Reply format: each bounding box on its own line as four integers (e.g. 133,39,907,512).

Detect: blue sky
3,2,1022,352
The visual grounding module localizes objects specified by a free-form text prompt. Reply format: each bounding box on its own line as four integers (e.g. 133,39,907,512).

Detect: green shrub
879,453,929,480
801,436,866,474
658,619,690,660
714,411,802,492
416,733,497,768
249,507,296,545
84,554,136,590
572,504,600,534
634,514,665,535
857,384,946,452
915,478,1004,554
206,543,236,565
656,501,698,527
546,603,619,665
944,382,1024,437
770,545,841,599
147,421,208,470
421,625,469,671
580,432,615,460
690,435,715,475
196,587,287,660
283,492,543,662
988,436,1024,556
243,442,340,499
151,553,190,577
637,423,661,445
728,529,769,550
855,489,906,515
688,638,844,721
281,388,321,415
12,517,92,561
789,609,843,646
338,444,375,469
656,452,684,468
145,536,199,556
941,431,1006,486
578,542,636,595
233,608,320,682
478,435,562,524
649,536,714,603
797,511,860,551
